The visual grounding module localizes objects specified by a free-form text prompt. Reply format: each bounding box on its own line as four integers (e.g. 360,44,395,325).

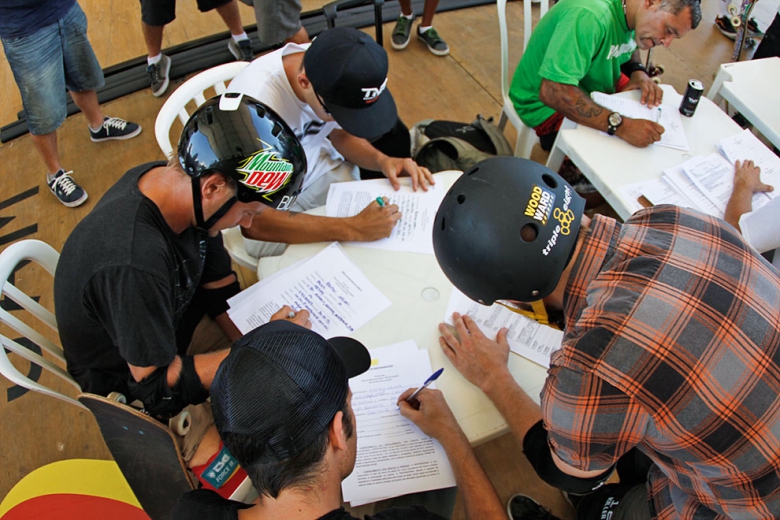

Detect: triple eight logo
237,145,293,194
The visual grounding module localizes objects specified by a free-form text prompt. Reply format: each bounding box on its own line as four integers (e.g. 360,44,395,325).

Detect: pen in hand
376,196,386,207
405,368,444,409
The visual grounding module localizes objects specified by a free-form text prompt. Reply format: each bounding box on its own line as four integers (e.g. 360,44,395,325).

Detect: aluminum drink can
679,79,704,117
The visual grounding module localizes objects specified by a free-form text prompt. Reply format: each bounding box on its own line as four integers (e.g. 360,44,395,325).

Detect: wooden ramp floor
0,0,775,517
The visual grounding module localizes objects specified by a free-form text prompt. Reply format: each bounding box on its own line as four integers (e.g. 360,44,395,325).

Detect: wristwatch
607,112,623,136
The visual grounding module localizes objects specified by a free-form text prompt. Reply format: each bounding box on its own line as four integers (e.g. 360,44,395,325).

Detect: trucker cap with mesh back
211,321,371,464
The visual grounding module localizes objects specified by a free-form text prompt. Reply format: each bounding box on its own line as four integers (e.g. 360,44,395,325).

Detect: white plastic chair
497,0,550,158
154,61,259,271
0,239,85,409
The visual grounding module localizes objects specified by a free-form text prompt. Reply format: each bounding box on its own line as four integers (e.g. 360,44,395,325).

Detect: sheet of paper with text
444,289,564,368
227,243,391,336
325,177,448,255
341,341,456,506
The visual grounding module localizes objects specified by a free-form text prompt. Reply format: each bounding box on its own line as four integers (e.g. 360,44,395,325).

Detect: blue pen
406,368,444,402
376,196,385,207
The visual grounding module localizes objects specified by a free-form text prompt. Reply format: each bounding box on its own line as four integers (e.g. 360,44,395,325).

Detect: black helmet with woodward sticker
432,157,585,305
178,93,307,231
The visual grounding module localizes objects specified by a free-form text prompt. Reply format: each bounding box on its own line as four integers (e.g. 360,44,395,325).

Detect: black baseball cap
211,321,371,464
303,27,397,141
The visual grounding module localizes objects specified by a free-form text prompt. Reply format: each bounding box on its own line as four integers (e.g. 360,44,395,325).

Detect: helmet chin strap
191,178,238,233
496,300,555,329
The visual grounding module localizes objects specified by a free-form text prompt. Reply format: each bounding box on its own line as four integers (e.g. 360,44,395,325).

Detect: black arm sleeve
620,60,647,77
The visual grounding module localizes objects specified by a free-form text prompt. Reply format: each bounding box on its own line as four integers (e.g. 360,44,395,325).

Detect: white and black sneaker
507,494,562,520
228,38,254,61
89,116,142,142
147,53,171,97
48,169,88,208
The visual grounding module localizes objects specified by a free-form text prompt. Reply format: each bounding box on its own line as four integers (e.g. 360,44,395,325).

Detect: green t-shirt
509,0,637,128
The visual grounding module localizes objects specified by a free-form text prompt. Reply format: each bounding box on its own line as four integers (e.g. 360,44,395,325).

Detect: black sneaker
747,17,764,37
89,117,142,142
147,53,171,97
228,38,254,61
507,494,562,520
417,26,449,56
391,15,414,50
48,169,88,208
715,15,738,40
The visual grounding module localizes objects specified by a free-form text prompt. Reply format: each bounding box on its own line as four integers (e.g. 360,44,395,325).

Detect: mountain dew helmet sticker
236,145,294,196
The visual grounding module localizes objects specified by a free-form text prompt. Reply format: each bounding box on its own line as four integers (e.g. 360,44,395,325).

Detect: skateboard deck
730,0,759,61
78,393,195,520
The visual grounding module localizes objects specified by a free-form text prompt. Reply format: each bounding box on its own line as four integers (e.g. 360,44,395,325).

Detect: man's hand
623,71,663,106
269,305,312,329
398,388,463,442
734,160,773,195
380,156,435,192
615,117,665,148
438,313,510,392
344,197,402,241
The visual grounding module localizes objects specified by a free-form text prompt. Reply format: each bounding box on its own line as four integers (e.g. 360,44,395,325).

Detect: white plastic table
707,57,780,152
546,85,744,220
257,170,550,445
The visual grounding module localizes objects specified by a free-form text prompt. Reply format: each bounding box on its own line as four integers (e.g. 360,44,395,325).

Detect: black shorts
139,0,234,26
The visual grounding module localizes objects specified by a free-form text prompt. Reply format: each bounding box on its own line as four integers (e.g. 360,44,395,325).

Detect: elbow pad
523,420,613,494
127,356,209,419
203,276,241,319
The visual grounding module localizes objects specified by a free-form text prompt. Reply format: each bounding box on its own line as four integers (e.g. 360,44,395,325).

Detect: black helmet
433,157,585,305
178,93,307,229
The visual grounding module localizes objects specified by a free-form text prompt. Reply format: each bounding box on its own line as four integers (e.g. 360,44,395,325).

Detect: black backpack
411,115,513,172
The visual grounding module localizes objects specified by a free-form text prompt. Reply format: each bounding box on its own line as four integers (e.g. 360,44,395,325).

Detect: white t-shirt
228,43,347,191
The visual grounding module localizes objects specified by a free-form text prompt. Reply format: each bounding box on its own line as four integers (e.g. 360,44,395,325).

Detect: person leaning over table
510,0,702,152
228,27,433,259
172,320,509,520
54,94,311,495
431,156,780,519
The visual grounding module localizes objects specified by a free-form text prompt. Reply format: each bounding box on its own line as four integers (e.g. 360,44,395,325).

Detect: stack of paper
227,242,391,336
619,129,780,252
444,288,564,368
591,91,690,151
325,178,447,255
341,341,456,506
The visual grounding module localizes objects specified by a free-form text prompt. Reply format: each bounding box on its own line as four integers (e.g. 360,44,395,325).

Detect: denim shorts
1,2,105,135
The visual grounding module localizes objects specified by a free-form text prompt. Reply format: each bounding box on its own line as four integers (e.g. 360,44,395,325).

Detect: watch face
608,112,622,126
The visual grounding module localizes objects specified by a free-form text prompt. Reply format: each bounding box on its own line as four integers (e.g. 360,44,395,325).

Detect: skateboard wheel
107,391,127,404
170,410,191,436
727,3,739,15
731,16,742,28
654,64,665,75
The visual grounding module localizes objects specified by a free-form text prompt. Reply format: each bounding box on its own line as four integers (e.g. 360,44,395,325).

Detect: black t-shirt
54,162,233,397
172,490,447,520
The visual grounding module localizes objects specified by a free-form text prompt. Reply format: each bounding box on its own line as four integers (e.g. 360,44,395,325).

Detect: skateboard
643,49,665,84
78,393,196,520
729,0,760,61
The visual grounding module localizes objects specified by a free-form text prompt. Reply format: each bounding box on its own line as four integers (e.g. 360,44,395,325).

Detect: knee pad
127,356,209,419
523,420,614,494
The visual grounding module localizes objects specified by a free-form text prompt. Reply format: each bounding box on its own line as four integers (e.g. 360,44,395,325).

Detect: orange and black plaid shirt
542,206,780,519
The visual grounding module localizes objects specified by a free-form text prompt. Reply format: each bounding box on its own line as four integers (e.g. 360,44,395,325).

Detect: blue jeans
1,2,104,135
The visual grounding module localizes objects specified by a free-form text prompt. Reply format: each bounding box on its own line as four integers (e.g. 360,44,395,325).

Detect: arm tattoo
573,94,604,118
542,80,605,123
